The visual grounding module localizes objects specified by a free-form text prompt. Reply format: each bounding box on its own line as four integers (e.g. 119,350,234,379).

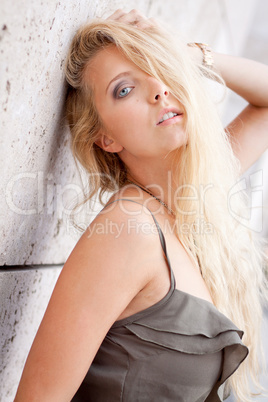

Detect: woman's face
85,45,187,165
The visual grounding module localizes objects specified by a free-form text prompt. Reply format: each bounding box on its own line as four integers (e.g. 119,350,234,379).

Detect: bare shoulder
83,193,160,268
64,193,161,303
14,195,162,400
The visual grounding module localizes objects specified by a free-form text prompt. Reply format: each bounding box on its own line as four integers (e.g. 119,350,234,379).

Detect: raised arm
191,45,268,174
14,202,156,401
214,52,268,173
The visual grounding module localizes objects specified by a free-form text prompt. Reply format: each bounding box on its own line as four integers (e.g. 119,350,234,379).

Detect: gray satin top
72,200,248,402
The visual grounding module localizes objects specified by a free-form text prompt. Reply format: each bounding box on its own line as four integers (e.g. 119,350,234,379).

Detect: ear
95,134,123,153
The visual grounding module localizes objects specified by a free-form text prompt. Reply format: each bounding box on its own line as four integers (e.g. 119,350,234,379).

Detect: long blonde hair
65,19,267,400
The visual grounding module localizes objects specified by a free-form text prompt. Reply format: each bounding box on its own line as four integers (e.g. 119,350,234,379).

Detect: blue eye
118,87,133,98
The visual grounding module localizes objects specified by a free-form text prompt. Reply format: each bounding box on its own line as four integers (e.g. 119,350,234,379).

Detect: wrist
187,42,214,70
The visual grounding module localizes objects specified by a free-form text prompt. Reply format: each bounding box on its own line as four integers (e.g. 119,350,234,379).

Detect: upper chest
116,220,213,321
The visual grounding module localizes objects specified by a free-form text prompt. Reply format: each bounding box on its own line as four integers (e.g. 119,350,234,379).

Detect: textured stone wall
1,0,267,400
0,0,259,267
0,267,61,401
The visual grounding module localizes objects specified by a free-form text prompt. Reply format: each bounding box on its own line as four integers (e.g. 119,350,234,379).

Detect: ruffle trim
121,290,249,401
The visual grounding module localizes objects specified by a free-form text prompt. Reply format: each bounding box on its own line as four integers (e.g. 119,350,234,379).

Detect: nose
147,77,169,103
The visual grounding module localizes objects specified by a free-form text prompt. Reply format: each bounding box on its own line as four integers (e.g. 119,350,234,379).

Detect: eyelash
114,86,134,99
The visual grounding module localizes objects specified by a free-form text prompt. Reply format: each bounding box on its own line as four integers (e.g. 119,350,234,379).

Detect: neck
126,157,178,214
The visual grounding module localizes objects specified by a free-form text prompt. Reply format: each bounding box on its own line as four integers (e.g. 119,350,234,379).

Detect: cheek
105,101,144,136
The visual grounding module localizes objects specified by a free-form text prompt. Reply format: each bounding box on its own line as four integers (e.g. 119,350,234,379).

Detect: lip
156,107,183,126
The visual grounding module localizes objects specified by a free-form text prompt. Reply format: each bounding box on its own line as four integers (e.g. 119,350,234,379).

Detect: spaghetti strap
103,198,175,289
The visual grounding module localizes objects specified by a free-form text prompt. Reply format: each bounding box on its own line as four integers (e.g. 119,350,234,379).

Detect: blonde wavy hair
65,19,267,401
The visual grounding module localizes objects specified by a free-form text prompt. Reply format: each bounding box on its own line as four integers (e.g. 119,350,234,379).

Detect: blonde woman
15,9,268,402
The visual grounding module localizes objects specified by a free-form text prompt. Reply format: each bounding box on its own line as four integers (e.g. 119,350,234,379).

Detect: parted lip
156,107,183,125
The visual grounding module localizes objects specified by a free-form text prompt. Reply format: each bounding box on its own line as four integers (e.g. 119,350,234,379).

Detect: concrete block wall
1,0,267,400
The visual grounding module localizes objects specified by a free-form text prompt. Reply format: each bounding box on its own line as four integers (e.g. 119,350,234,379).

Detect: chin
166,137,187,153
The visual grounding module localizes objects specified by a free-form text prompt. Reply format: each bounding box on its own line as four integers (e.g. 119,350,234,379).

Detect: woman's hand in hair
106,9,159,30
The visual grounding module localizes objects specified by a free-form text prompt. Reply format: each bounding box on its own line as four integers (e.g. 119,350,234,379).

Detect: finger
135,17,157,29
106,9,158,31
116,9,147,25
106,9,126,21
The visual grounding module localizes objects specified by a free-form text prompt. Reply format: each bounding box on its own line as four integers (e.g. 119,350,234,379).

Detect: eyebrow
106,71,132,93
